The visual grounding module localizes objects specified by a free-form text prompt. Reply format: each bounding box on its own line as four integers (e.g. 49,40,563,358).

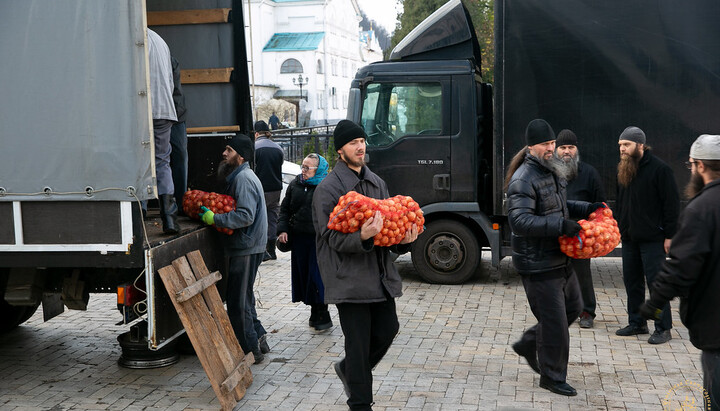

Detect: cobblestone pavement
0,253,705,410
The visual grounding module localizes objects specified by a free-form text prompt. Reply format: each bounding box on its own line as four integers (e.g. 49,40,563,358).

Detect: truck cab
347,0,501,284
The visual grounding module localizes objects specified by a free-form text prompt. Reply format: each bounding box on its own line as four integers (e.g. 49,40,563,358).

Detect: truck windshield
361,82,443,147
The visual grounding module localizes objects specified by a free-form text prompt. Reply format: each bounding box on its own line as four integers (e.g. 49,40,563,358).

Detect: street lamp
292,74,308,101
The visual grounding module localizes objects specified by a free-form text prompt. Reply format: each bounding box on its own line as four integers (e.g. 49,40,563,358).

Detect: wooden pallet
157,250,253,410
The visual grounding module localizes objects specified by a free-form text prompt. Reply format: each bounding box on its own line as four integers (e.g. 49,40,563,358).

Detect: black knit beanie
254,120,270,133
556,129,578,147
334,120,367,151
228,134,254,161
619,126,646,145
525,119,556,147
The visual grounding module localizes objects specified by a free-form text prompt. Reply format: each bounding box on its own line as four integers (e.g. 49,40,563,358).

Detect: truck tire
411,219,481,284
0,299,40,332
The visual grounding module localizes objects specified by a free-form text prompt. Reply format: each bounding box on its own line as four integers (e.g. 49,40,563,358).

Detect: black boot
159,194,179,234
309,304,319,328
313,304,332,331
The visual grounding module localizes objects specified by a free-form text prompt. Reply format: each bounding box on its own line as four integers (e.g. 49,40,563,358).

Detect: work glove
199,206,215,226
639,300,663,321
561,219,582,237
588,202,606,213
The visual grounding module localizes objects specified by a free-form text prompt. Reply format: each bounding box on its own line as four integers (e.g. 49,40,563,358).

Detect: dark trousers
571,258,596,317
227,253,266,353
153,119,174,196
169,121,187,210
517,267,582,382
621,240,672,331
336,299,399,410
290,233,325,305
703,350,720,411
264,190,281,244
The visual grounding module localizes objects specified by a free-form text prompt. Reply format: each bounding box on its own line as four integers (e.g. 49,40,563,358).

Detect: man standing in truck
555,129,606,328
506,119,603,396
640,134,720,410
198,134,270,364
147,29,179,234
615,126,680,345
312,120,418,410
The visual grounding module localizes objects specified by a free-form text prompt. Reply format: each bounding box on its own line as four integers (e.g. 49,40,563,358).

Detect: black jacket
507,154,590,275
312,161,410,304
278,175,316,235
616,150,679,242
567,161,605,203
650,179,720,350
254,137,284,192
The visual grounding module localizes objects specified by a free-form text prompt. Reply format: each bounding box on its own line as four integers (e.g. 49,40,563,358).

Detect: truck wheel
411,219,481,284
0,299,40,332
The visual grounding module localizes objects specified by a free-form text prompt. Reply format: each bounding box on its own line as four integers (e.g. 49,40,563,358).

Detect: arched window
281,58,303,73
317,59,323,74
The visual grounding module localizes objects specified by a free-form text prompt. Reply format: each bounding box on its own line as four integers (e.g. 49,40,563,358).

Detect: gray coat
213,163,268,257
312,161,409,304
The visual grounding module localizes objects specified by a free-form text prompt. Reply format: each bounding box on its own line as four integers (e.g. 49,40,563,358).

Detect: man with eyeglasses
615,126,680,344
640,134,720,410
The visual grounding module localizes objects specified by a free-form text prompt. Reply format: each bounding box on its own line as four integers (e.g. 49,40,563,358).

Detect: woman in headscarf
277,153,332,330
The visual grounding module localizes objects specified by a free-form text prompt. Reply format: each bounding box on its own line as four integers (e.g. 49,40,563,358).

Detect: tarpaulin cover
0,1,155,201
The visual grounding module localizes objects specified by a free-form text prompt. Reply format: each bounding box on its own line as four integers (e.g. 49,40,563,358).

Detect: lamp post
292,74,308,101
292,74,308,126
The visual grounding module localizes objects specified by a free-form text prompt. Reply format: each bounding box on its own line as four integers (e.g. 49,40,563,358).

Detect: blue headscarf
303,154,328,186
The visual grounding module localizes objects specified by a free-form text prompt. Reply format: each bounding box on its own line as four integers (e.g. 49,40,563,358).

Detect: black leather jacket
507,154,590,275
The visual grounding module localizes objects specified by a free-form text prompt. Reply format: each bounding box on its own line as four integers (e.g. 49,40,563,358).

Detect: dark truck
348,0,720,284
0,0,251,361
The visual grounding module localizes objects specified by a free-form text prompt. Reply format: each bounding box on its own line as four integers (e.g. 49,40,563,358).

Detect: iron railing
270,124,337,164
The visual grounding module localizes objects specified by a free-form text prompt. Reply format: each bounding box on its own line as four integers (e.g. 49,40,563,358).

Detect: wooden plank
187,125,240,134
158,261,237,410
147,8,231,26
221,357,253,393
186,251,252,399
181,68,233,84
175,270,221,303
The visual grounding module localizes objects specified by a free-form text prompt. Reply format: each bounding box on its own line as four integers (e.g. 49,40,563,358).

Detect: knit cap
525,119,555,146
556,129,578,147
334,120,367,151
619,126,646,144
228,134,254,160
690,134,720,160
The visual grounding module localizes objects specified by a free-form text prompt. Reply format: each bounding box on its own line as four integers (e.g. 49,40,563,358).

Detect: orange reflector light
117,286,126,305
492,223,499,230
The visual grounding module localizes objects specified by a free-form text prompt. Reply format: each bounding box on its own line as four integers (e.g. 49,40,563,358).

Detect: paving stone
0,255,705,409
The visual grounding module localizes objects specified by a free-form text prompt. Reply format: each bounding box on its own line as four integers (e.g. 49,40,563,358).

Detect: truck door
361,80,451,205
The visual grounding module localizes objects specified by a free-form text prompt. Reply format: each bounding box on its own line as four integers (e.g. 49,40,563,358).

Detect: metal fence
271,124,337,164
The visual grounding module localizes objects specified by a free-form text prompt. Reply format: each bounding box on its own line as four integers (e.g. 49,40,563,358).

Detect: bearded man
555,130,606,328
506,119,603,396
640,134,720,410
312,120,418,410
198,134,270,363
615,126,679,344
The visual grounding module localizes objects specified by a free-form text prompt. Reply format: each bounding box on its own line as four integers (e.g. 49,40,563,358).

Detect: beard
617,150,641,187
684,171,705,199
538,153,573,180
340,151,366,169
556,152,580,181
217,159,238,180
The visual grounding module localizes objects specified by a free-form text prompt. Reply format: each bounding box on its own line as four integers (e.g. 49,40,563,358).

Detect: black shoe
648,329,672,344
578,312,594,328
251,348,265,364
334,360,350,397
259,334,271,354
615,324,649,336
539,376,577,396
262,251,273,262
312,306,332,331
512,341,540,374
